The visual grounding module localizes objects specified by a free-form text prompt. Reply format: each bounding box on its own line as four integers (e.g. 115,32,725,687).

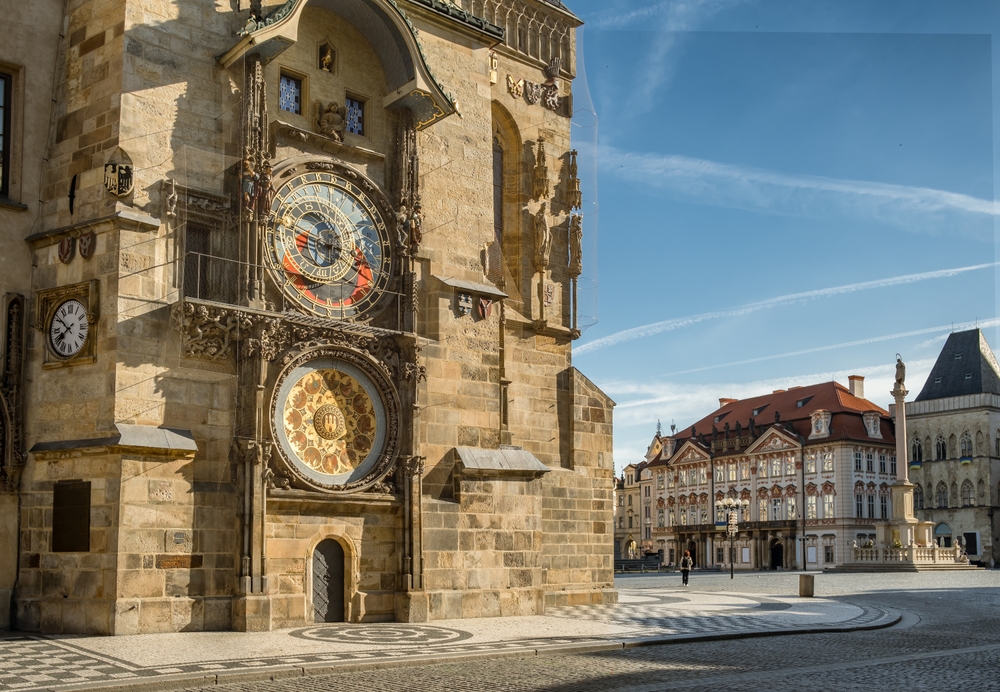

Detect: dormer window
863,412,882,439
934,377,942,384
810,410,831,439
753,406,767,416
955,354,962,360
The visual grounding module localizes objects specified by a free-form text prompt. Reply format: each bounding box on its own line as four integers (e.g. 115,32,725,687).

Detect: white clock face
49,299,90,358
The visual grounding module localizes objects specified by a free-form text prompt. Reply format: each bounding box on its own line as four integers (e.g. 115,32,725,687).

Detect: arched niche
220,0,455,129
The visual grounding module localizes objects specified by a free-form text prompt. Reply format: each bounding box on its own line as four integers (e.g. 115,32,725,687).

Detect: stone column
890,358,917,547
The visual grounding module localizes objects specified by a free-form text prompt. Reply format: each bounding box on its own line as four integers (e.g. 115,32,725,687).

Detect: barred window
346,96,365,135
279,74,302,114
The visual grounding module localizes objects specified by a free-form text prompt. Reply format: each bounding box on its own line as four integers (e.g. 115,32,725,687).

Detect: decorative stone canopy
218,0,460,129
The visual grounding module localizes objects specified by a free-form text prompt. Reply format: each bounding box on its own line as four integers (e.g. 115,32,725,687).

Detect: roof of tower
914,329,1000,401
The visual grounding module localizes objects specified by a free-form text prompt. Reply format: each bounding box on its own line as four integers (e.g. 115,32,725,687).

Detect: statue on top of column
895,354,906,388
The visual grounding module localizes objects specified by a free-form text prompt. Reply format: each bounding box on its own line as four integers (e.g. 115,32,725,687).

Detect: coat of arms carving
104,163,134,196
506,74,523,99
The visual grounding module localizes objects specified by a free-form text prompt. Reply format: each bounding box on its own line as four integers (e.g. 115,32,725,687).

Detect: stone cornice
26,208,161,248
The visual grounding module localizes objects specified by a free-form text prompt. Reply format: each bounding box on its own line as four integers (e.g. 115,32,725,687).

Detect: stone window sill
0,196,28,211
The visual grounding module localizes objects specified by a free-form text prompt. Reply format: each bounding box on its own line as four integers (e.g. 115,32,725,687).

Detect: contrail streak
659,317,1000,377
575,262,998,355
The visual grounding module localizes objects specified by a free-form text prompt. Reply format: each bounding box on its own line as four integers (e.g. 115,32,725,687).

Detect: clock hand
54,315,71,329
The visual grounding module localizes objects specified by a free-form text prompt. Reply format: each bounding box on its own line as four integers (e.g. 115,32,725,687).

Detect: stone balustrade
850,543,966,566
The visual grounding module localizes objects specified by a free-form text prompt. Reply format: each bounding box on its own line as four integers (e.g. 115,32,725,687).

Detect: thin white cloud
607,359,938,432
589,1,754,116
602,148,996,232
575,262,997,355
660,317,1000,377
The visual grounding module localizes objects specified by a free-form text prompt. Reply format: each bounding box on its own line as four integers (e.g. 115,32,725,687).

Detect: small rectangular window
0,72,9,196
866,453,874,473
279,74,302,114
805,454,816,474
867,494,875,519
854,452,863,472
890,456,896,475
824,546,834,563
880,495,888,520
807,495,817,519
879,454,886,473
52,480,91,552
717,547,725,563
855,494,864,518
346,96,365,135
823,494,834,519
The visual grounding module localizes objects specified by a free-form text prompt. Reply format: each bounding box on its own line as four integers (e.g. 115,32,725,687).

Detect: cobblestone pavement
0,571,994,691
181,570,1000,692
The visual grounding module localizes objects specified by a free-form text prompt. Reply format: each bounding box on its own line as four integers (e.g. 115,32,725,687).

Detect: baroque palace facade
0,0,616,635
614,377,899,570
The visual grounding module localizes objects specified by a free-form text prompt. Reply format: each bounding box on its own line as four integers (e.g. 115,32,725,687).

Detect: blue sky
565,0,1000,472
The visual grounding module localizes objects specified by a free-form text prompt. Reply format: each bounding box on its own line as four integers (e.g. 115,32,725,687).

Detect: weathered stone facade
1,0,615,634
898,329,1000,566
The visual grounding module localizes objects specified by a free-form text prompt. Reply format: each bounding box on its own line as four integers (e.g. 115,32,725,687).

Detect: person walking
680,550,693,586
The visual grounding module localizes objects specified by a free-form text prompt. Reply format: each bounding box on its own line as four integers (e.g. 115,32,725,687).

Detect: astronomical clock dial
48,299,90,358
265,170,393,319
272,357,389,489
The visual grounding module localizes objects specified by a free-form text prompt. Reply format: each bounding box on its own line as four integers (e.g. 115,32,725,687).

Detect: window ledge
0,196,28,212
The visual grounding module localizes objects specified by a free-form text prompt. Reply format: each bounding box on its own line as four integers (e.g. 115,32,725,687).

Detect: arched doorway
770,540,784,570
687,540,698,567
313,539,345,623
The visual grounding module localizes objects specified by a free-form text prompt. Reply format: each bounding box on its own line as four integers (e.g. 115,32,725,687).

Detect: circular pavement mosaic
290,624,474,646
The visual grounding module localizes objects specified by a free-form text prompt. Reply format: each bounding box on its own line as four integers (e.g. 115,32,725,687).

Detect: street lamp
716,497,750,579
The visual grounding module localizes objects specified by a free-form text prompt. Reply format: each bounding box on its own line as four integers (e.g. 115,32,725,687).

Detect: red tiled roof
674,380,894,451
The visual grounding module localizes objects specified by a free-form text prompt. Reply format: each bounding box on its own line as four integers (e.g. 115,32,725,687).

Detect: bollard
799,573,814,597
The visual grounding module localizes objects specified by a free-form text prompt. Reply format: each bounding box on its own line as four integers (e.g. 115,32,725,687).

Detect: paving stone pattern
183,571,1000,692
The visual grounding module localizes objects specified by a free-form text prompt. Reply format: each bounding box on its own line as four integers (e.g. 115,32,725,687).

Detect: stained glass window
346,96,364,135
279,74,302,114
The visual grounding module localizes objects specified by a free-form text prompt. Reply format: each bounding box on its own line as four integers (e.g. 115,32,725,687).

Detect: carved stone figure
533,203,550,271
568,214,582,277
541,85,560,112
256,161,273,218
567,149,581,209
533,137,549,200
316,101,346,141
543,56,562,85
895,355,906,387
241,157,257,211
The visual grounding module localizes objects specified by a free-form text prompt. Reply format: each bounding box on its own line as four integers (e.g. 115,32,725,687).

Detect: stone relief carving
315,101,346,142
171,301,249,362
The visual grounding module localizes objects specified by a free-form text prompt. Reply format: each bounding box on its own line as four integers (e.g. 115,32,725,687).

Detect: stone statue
533,203,550,270
568,214,582,277
895,355,906,387
317,101,346,142
241,157,256,211
256,161,272,218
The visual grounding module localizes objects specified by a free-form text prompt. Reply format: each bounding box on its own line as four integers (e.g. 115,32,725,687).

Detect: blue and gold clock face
266,170,392,318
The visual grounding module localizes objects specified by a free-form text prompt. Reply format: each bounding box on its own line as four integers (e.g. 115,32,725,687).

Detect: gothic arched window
936,482,948,509
913,483,924,510
961,480,974,507
936,436,947,460
960,433,972,458
912,438,922,463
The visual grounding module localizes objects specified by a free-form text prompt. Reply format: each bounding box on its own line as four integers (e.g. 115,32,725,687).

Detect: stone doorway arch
313,538,346,622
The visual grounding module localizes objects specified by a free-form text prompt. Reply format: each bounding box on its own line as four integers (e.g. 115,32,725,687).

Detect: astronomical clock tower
5,0,615,635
